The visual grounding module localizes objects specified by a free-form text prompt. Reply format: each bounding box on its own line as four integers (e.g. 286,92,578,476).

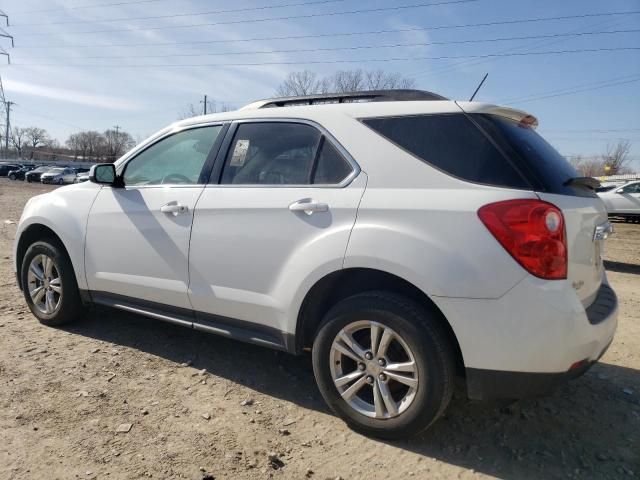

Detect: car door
611,182,640,213
188,120,365,338
63,168,75,183
85,124,226,309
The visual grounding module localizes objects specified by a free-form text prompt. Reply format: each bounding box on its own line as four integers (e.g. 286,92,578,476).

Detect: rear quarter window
362,114,531,189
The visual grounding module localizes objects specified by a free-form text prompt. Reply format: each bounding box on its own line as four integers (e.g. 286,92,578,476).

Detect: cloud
3,78,141,111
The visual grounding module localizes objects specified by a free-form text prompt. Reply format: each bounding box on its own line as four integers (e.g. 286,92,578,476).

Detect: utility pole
112,125,121,161
201,94,207,115
4,100,14,156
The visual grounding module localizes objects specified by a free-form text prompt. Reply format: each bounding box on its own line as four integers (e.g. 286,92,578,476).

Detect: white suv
14,90,618,438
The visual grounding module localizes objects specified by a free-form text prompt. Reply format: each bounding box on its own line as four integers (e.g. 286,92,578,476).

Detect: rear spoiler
455,101,539,129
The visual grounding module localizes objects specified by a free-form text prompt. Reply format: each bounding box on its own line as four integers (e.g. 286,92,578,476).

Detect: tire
312,291,455,439
20,239,84,326
9,174,15,180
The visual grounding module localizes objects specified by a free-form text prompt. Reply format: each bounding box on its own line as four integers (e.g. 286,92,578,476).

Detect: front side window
220,122,353,185
124,126,222,186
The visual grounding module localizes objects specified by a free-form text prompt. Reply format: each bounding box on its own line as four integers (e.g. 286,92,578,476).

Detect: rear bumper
433,275,618,400
465,337,612,400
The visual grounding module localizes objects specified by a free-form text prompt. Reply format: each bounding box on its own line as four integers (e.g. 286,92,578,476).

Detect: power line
16,105,85,130
19,0,483,36
11,0,168,15
545,128,640,133
13,0,351,27
504,73,640,105
15,28,640,61
407,13,631,81
13,46,640,68
14,10,640,49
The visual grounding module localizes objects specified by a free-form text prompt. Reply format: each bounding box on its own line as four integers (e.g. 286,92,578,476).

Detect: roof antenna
469,73,488,101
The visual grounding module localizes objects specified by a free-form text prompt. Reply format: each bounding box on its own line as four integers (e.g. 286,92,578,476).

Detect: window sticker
230,139,250,166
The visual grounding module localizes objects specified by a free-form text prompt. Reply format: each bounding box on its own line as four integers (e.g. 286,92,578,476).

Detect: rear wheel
312,291,455,439
21,240,84,326
9,173,15,180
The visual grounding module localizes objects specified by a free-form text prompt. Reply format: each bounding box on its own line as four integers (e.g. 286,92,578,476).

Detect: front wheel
9,173,15,180
312,291,455,439
21,240,84,326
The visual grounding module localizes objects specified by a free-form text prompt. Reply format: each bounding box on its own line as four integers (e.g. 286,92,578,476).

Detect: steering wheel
161,173,192,184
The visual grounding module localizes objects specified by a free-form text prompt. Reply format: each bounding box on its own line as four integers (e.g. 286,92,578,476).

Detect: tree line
568,140,634,177
5,126,135,163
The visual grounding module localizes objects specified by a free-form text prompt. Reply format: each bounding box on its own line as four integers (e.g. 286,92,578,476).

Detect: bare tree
276,71,323,96
276,69,417,96
602,140,632,175
178,99,235,119
178,103,202,120
103,128,135,162
331,70,365,93
24,126,49,149
364,69,416,90
11,127,25,158
570,155,606,177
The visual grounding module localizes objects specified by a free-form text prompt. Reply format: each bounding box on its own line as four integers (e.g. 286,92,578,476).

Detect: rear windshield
471,114,596,198
362,114,530,189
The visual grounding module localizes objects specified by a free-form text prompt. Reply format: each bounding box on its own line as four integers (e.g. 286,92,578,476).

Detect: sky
1,0,639,167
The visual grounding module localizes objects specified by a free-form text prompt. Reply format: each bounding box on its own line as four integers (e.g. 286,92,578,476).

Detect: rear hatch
458,102,608,306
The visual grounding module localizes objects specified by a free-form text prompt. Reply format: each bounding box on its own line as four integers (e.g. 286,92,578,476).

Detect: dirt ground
0,178,638,480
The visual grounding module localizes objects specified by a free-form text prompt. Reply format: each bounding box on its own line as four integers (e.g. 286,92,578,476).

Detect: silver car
40,167,78,185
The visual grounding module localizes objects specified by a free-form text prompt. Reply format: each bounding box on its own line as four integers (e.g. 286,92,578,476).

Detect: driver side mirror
89,164,122,187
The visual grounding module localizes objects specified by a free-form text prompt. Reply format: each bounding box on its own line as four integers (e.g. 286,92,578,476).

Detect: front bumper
433,276,618,400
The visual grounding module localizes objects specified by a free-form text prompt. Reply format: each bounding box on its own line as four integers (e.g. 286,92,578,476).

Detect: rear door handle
160,202,188,216
289,199,329,215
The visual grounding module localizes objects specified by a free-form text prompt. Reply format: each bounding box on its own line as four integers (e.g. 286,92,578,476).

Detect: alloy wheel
329,320,419,419
27,254,63,315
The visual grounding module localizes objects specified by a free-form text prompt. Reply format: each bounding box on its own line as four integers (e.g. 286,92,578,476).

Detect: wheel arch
295,267,465,376
16,223,71,290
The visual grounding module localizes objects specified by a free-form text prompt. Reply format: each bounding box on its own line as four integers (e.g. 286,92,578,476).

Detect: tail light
478,199,567,280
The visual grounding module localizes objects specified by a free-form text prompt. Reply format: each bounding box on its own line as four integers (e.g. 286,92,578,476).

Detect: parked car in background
40,167,78,185
13,90,617,439
598,180,640,220
0,163,21,177
7,165,36,180
595,183,623,193
75,171,90,183
25,166,54,183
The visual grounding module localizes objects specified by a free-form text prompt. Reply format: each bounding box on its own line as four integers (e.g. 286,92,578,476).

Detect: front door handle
160,202,188,216
289,199,329,215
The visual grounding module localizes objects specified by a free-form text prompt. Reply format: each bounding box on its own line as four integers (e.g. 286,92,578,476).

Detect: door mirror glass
90,164,117,185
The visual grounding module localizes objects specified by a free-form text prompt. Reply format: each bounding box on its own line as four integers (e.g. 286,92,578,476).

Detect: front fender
14,183,102,290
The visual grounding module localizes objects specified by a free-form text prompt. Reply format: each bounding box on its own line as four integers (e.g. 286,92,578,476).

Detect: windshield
48,168,65,173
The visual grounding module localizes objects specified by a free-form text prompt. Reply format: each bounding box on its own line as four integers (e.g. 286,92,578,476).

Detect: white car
40,167,78,185
598,180,640,220
74,172,90,183
14,90,617,438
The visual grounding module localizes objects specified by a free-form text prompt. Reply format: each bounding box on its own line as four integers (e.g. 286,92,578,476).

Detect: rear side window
220,122,353,185
471,114,596,198
363,114,529,189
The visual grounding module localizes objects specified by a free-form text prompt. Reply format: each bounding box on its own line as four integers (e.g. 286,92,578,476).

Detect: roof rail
240,89,447,110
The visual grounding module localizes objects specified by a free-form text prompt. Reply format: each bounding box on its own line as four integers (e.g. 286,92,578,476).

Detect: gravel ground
0,178,638,480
